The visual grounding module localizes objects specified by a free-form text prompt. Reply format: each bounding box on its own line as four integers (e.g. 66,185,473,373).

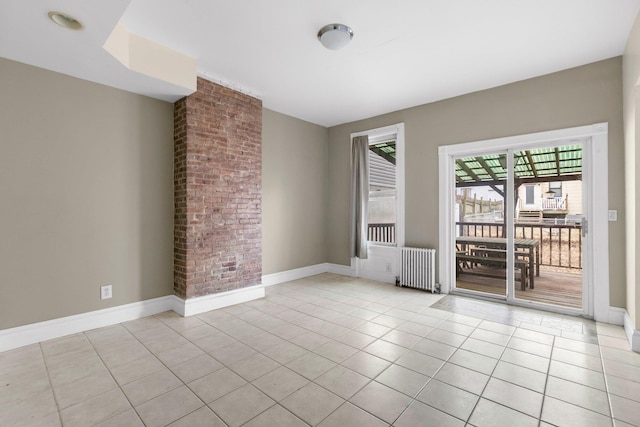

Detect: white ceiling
1,0,639,127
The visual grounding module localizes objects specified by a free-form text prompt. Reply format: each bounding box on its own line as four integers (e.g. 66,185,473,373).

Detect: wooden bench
456,253,529,290
470,248,530,264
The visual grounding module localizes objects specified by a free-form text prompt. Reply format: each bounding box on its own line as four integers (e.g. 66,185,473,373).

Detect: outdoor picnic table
456,236,540,289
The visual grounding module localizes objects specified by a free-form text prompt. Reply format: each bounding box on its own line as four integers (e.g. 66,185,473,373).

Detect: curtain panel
350,135,369,259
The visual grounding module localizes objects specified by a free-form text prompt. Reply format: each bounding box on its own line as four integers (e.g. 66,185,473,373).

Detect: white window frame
352,123,405,249
350,123,405,282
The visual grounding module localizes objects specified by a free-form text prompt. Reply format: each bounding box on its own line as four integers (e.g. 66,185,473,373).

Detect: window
352,123,404,252
525,185,535,205
549,182,562,197
368,139,397,244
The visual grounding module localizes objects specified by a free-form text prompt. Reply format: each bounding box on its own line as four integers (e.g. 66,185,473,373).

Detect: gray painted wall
0,58,331,329
327,57,626,308
0,58,175,329
0,54,629,329
262,109,328,274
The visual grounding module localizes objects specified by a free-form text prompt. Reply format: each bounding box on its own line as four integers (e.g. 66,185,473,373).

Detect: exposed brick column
174,77,262,299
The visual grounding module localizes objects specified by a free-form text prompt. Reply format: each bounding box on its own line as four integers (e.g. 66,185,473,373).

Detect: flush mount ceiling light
317,23,353,50
48,11,84,30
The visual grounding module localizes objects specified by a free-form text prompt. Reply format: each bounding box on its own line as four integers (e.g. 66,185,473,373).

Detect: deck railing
457,221,582,269
369,221,582,270
541,196,567,211
368,223,396,244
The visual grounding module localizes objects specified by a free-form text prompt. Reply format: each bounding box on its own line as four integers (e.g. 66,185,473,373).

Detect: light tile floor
2,273,640,426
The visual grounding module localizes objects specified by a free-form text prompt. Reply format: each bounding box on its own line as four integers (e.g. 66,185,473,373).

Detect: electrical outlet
385,263,392,273
608,210,618,222
101,285,112,300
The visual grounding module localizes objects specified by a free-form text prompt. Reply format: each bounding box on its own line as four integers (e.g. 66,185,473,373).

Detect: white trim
173,285,265,317
261,262,358,281
0,296,175,352
352,123,406,248
395,124,406,248
608,306,626,326
197,71,262,100
329,261,358,277
438,146,455,294
506,151,515,300
262,264,329,286
356,245,399,284
438,123,607,156
624,310,640,352
0,264,333,352
352,123,401,139
351,123,405,281
589,127,610,321
438,123,609,320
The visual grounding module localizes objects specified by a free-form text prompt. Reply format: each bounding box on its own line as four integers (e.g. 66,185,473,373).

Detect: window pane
549,182,562,197
368,141,396,244
525,185,535,204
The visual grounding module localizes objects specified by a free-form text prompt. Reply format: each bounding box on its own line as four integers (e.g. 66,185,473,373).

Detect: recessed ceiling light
317,24,353,50
48,11,84,31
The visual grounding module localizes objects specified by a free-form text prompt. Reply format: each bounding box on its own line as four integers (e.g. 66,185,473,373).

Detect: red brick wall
174,77,262,299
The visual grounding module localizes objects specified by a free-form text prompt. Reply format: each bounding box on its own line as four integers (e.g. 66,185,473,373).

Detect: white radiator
399,247,437,292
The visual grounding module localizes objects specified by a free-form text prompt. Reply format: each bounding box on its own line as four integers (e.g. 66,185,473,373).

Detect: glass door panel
511,144,584,310
454,153,508,298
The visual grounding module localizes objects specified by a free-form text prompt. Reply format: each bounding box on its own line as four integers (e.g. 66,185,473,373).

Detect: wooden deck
456,267,582,309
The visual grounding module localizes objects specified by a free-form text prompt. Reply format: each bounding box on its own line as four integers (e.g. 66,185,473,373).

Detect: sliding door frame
438,123,610,321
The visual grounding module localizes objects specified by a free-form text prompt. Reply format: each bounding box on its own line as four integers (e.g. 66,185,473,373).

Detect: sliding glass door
451,143,587,312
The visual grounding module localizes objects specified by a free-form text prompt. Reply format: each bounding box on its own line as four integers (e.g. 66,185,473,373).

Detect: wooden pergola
454,145,582,198
454,145,583,237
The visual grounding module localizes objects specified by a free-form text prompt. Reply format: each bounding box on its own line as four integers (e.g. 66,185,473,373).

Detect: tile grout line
218,305,337,426
447,296,622,425
86,321,202,426
536,334,555,426
386,314,458,425
597,332,617,426
385,312,517,424
160,312,282,426
187,307,319,426
37,342,64,426
262,289,448,425
83,329,141,423
93,317,224,426
205,300,383,425
460,320,524,425
278,288,404,425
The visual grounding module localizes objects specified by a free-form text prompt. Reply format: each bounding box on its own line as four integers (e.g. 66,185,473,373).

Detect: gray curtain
350,135,369,259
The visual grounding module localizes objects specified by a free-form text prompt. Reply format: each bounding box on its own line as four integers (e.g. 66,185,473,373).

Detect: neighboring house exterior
517,180,583,217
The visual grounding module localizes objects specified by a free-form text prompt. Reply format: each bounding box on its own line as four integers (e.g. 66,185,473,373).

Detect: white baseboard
608,306,625,326
173,284,265,317
0,296,175,353
261,262,357,286
0,284,267,352
623,310,640,352
328,261,357,277
262,264,329,286
0,264,332,353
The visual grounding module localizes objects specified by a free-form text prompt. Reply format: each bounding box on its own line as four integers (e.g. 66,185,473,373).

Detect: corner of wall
624,309,640,352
